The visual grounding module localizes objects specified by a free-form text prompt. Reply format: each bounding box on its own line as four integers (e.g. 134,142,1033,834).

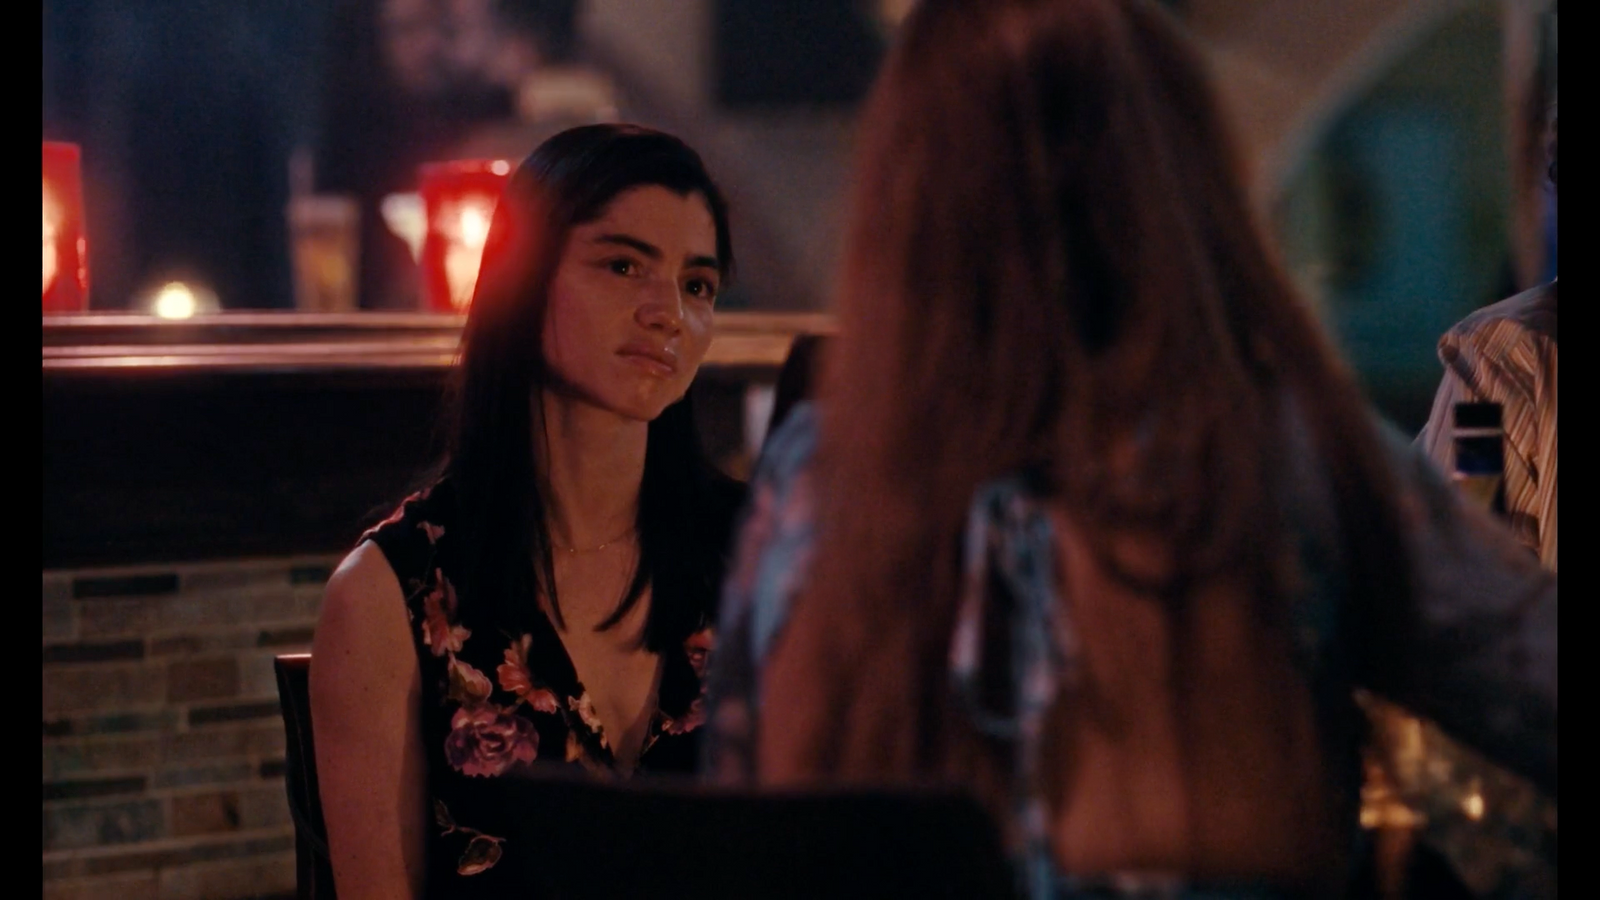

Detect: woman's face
542,185,722,422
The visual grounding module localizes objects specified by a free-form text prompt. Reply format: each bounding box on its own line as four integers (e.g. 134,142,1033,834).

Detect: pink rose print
569,693,608,748
497,635,560,713
444,704,539,777
421,571,470,656
446,655,492,706
684,627,715,679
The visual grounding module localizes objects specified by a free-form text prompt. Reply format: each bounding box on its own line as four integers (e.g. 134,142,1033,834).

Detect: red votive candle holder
43,142,89,312
418,159,513,313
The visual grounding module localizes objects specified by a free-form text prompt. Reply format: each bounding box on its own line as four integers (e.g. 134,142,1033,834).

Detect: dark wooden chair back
273,653,337,899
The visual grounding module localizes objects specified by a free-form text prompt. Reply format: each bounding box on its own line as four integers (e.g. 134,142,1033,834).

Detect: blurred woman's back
743,1,1543,895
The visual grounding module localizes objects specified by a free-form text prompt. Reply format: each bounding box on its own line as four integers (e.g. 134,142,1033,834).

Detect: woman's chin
618,382,692,422
602,392,681,424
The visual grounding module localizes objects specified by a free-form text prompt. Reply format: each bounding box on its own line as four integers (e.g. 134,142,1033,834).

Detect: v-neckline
529,605,694,767
520,604,621,761
516,577,705,775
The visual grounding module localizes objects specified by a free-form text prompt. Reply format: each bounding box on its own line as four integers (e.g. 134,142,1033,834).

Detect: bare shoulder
311,547,429,899
325,542,405,614
312,542,415,685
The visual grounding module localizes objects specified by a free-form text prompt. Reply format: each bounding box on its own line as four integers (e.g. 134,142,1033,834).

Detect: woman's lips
617,343,678,377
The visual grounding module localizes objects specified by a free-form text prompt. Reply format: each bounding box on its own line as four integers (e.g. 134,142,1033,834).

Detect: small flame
437,196,498,310
458,204,492,249
153,282,199,319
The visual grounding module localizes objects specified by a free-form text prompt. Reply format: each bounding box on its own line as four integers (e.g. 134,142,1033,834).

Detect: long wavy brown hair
762,0,1415,877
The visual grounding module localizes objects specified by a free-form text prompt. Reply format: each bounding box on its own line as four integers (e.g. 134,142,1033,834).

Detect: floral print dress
363,479,716,895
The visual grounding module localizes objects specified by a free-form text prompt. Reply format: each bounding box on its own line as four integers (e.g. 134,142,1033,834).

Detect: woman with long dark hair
311,124,744,897
705,1,1555,897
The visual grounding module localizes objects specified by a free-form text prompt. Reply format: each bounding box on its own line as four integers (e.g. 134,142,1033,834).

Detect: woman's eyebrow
592,233,661,259
592,233,718,272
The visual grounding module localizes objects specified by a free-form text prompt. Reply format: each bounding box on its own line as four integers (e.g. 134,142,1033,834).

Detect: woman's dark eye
608,259,636,276
686,279,718,301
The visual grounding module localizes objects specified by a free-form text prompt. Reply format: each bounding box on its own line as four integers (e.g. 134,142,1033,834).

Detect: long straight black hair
444,124,744,652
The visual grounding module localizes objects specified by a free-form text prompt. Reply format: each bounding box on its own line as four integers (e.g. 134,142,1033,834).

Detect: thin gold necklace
550,525,637,554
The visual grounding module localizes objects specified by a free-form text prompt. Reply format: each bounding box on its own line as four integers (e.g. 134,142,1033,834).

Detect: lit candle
42,142,89,312
418,159,513,312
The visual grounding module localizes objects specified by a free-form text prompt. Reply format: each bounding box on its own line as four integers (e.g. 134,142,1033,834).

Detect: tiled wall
43,555,340,900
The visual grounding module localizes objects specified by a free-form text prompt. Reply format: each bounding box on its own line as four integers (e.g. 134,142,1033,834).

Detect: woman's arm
310,542,430,898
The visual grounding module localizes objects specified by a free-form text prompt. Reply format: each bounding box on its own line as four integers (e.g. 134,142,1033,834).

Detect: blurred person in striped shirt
1398,105,1556,899
1417,107,1556,573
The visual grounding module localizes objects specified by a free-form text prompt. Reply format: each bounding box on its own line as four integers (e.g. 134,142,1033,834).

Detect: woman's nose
635,280,685,333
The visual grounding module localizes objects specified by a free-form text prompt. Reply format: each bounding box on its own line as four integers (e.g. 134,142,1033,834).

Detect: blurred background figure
1366,13,1556,899
1416,105,1555,572
705,3,1556,900
1371,100,1556,900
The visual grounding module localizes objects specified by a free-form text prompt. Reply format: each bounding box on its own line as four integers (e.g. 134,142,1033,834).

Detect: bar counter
43,311,832,570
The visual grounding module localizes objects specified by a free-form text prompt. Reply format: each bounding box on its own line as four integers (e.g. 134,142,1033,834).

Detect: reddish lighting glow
418,159,514,312
42,142,89,312
43,185,61,295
